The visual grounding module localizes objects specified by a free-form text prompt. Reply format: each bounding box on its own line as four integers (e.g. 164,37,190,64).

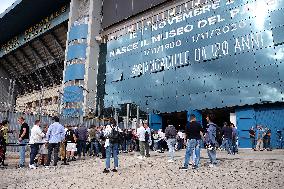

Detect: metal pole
98,98,101,117
147,108,149,125
38,86,44,118
126,103,130,129
114,108,118,125
57,90,61,116
136,106,139,128
9,80,15,113
5,79,12,117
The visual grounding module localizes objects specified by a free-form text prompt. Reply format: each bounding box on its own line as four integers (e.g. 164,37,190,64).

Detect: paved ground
1,149,284,189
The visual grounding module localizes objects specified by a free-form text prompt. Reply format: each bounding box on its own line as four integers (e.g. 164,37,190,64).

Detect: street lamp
145,95,152,125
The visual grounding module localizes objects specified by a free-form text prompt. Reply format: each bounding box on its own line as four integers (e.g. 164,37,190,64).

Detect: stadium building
0,0,284,148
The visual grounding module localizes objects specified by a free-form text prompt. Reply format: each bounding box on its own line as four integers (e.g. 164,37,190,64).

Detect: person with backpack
65,125,77,161
103,118,121,173
165,124,177,162
204,114,218,168
144,123,151,157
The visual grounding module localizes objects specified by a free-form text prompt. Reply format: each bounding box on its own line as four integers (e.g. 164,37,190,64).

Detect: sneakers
179,166,188,170
192,165,199,169
112,168,118,172
168,159,174,163
44,166,50,169
29,164,37,169
103,168,110,173
137,156,144,160
209,164,216,168
18,164,25,168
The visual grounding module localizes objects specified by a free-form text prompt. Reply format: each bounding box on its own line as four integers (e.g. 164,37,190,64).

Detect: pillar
62,0,102,117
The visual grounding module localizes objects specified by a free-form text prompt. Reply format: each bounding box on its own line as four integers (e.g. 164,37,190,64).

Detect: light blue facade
101,0,284,148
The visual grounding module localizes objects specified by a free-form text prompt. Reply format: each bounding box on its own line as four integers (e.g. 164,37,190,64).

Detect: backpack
109,127,121,144
145,131,150,142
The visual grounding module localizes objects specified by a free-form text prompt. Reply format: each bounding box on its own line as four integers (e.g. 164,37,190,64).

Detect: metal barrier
0,111,109,152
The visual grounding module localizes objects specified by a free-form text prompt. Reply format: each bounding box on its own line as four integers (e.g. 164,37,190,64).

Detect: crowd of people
0,113,273,173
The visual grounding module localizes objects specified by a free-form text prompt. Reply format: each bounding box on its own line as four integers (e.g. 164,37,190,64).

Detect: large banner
104,0,284,112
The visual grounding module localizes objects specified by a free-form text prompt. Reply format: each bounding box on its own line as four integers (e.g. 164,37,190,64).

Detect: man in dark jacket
75,125,88,160
222,122,233,154
205,114,217,167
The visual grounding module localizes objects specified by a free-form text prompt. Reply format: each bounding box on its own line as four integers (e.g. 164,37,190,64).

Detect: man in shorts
65,125,77,161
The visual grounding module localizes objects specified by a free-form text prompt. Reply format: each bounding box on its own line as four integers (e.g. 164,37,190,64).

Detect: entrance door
149,113,162,131
236,108,256,148
161,112,187,131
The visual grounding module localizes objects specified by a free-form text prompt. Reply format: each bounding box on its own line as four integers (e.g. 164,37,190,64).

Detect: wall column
62,0,102,117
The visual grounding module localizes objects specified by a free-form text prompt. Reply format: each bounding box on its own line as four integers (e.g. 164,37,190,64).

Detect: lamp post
78,85,90,125
136,105,139,128
145,95,152,125
126,103,130,129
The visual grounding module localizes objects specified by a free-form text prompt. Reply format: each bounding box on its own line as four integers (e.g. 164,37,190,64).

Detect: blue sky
0,0,17,14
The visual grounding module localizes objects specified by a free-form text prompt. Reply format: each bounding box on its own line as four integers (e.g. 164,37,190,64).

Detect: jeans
207,148,217,164
19,139,28,166
223,138,232,154
30,143,39,165
90,140,100,156
46,143,60,166
77,140,87,157
167,138,176,160
264,137,271,149
145,141,150,156
250,138,255,149
121,139,127,151
184,139,201,168
256,139,263,151
139,141,146,156
177,139,183,150
232,138,238,154
105,143,119,169
153,140,159,151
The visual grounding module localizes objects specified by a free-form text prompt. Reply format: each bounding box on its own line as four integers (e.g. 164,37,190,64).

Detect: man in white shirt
137,124,146,159
144,123,151,157
29,120,45,169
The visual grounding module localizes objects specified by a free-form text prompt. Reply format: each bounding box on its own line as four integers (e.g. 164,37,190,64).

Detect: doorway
161,111,187,131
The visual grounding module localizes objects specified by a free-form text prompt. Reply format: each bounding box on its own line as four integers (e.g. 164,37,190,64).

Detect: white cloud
0,0,17,15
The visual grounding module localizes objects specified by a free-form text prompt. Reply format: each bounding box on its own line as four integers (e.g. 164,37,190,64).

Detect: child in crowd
38,124,48,166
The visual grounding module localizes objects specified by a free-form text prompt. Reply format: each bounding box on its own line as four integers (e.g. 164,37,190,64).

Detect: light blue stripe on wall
63,85,84,103
68,24,88,41
64,63,85,82
67,44,87,61
63,108,83,116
